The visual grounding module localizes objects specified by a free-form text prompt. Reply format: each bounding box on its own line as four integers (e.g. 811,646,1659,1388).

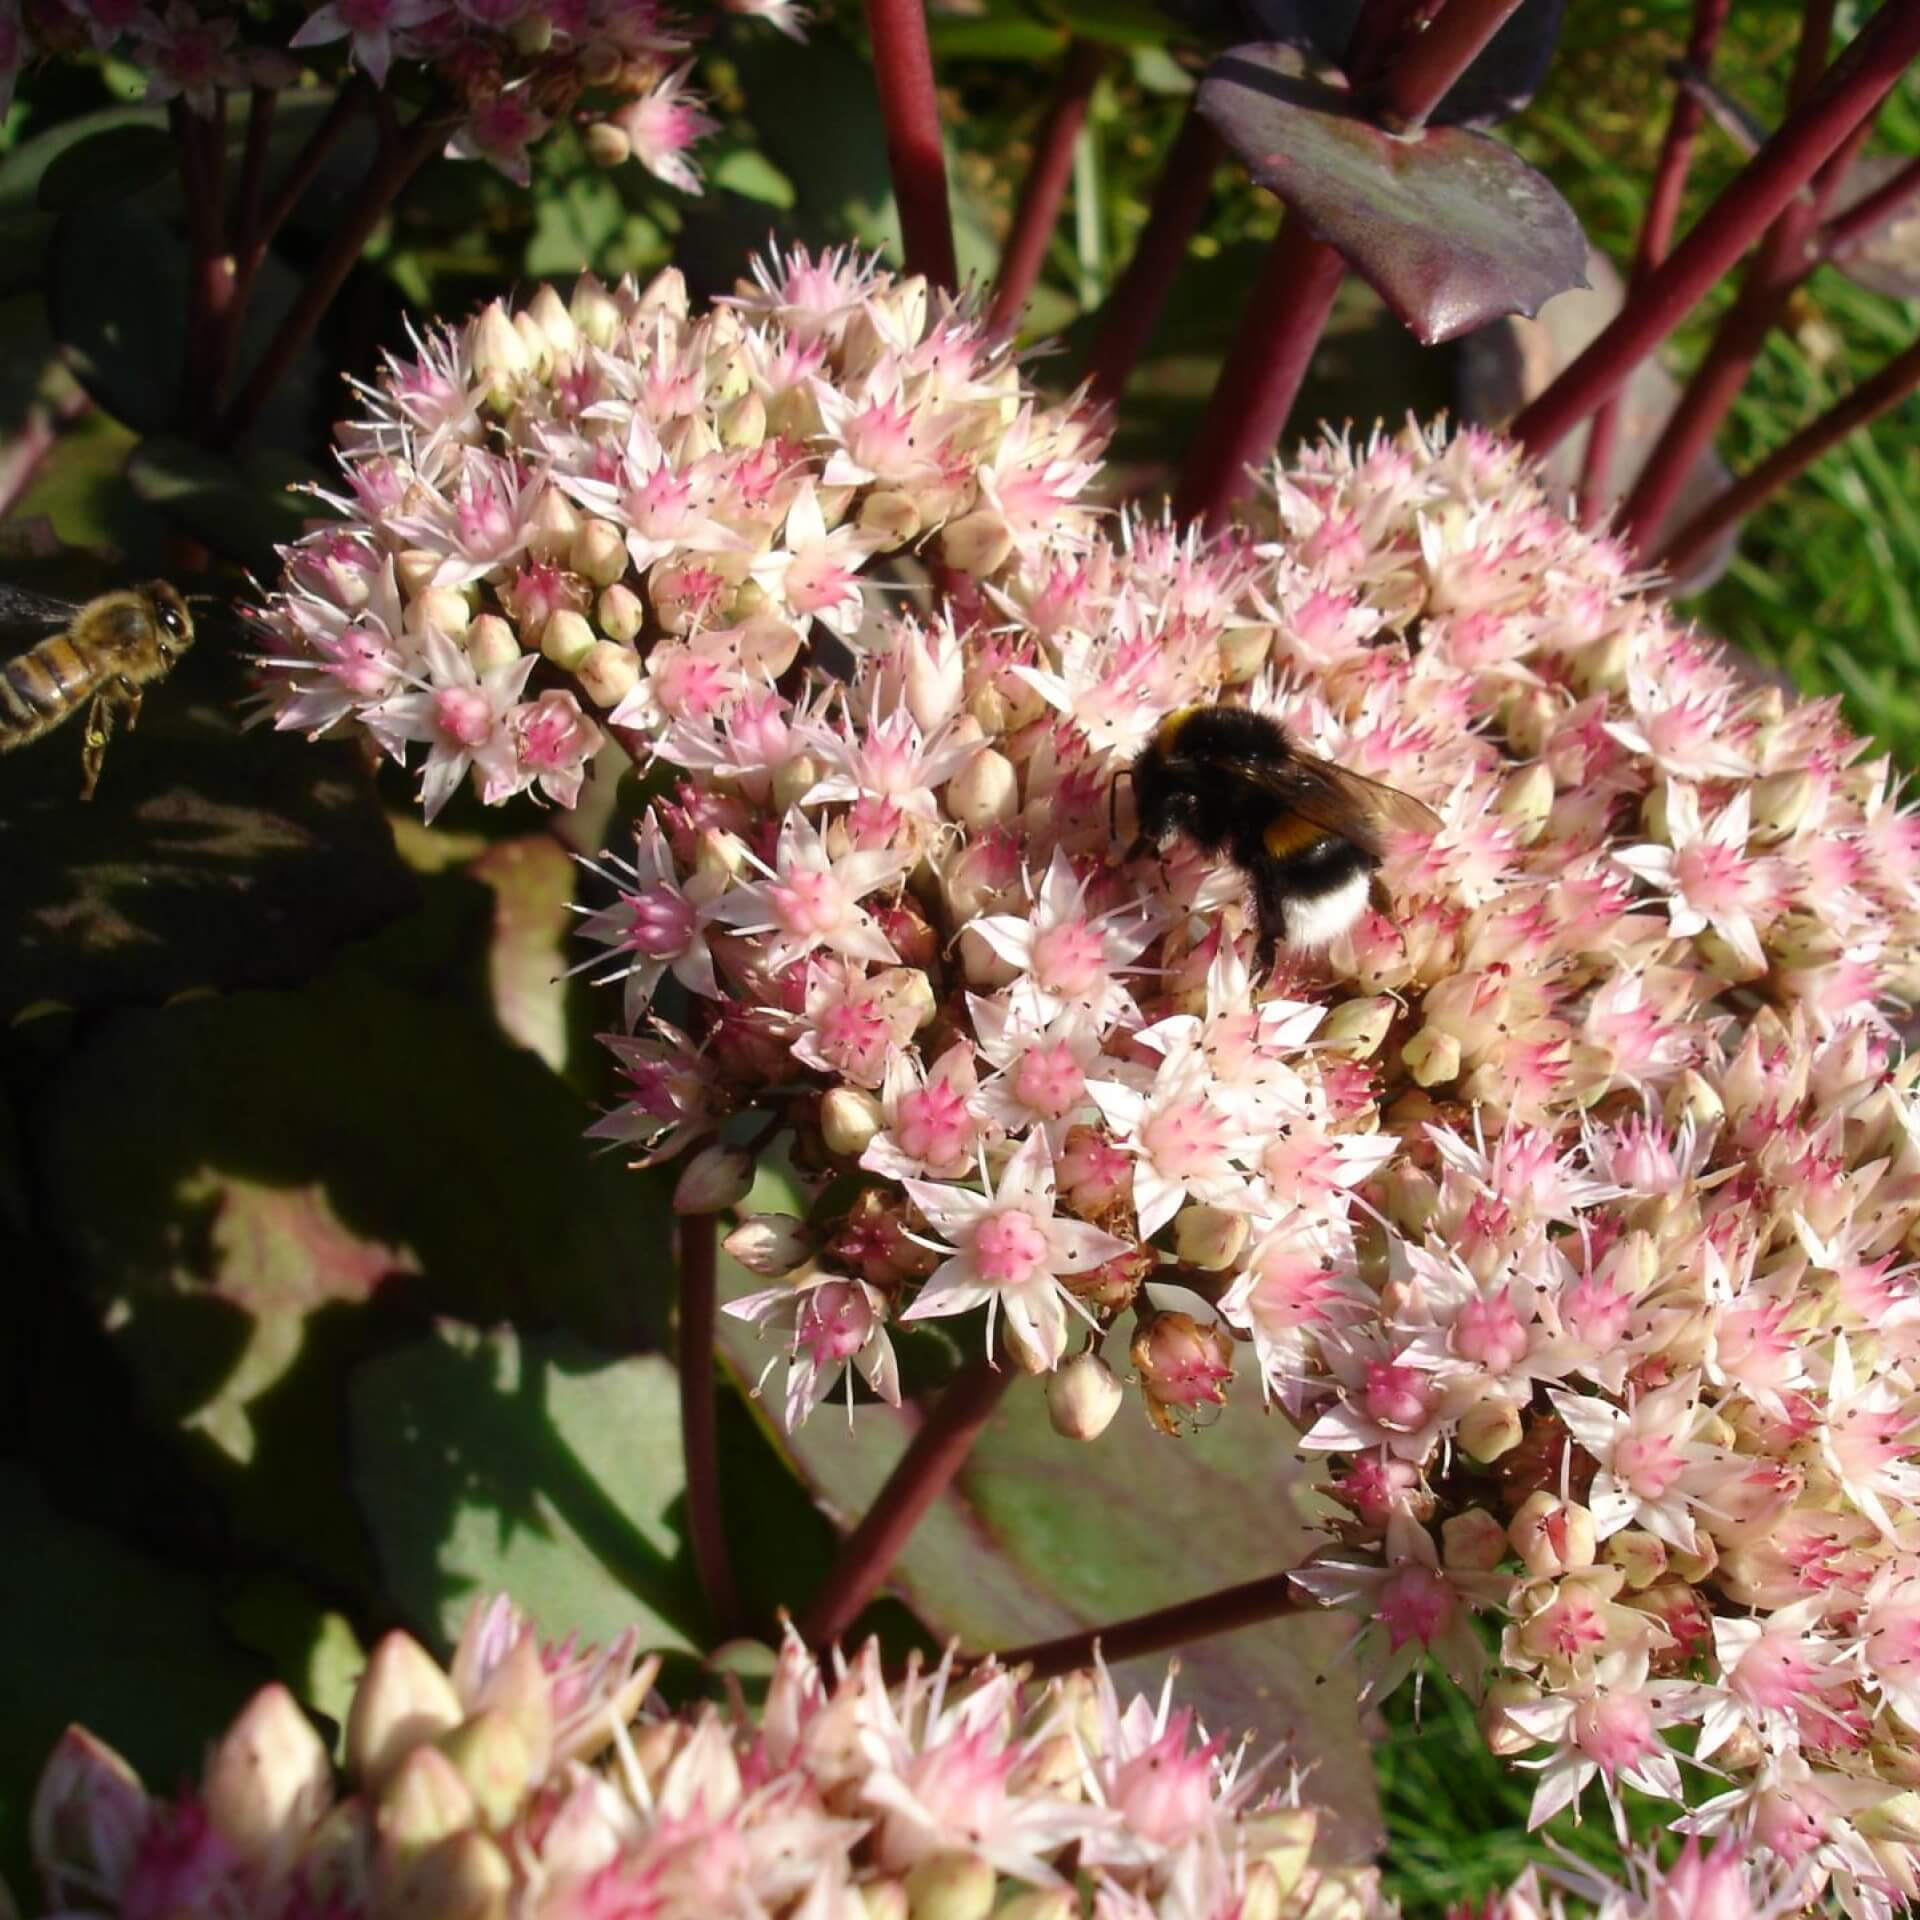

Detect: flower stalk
800,1356,1013,1650
864,0,959,290
1654,328,1920,576
989,40,1106,331
1513,0,1920,459
677,1211,744,1638
1367,0,1526,129
1818,143,1920,258
990,1567,1310,1680
1578,0,1732,520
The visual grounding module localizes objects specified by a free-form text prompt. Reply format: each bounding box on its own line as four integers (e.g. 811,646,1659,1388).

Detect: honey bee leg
117,678,144,731
80,692,116,801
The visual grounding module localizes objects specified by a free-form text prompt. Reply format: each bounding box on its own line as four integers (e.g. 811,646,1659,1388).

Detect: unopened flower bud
347,1632,464,1789
717,390,766,450
673,1144,754,1215
1501,685,1556,757
905,1850,996,1920
406,585,471,638
472,301,532,412
858,1884,910,1920
821,1088,884,1158
1130,1311,1233,1433
1570,626,1631,695
570,518,629,588
724,1214,811,1278
772,753,821,812
540,608,596,670
1605,1528,1667,1589
1495,763,1555,844
570,273,622,348
595,582,644,644
525,486,579,565
1218,621,1274,685
465,614,520,675
739,616,802,680
1047,1352,1123,1440
376,1745,475,1865
941,509,1014,578
1318,994,1395,1059
1442,1506,1508,1572
1402,1025,1460,1088
946,747,1018,828
577,640,641,708
1173,1203,1248,1271
394,547,440,598
204,1684,332,1863
1457,1397,1523,1463
513,311,552,384
860,489,922,549
435,1711,531,1833
1510,1491,1597,1577
395,1829,512,1920
1748,767,1814,842
525,284,575,362
998,1893,1078,1920
1479,1677,1543,1757
637,267,689,323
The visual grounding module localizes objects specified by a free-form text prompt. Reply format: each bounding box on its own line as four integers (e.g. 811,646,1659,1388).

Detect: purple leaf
1199,41,1588,344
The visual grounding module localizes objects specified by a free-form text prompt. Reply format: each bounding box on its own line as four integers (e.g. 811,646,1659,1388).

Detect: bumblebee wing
0,583,84,653
1216,750,1441,855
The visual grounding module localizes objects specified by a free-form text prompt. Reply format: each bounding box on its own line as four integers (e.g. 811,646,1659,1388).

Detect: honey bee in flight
1130,704,1442,974
0,581,196,799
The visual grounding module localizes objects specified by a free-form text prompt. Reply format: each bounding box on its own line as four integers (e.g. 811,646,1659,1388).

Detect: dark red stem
677,1212,744,1636
1578,0,1733,519
1654,328,1920,577
989,40,1105,331
1343,0,1444,81
252,79,367,263
799,1357,1013,1650
1369,0,1525,129
988,1567,1310,1680
1821,146,1920,258
175,101,236,424
864,0,958,291
1512,0,1920,460
1172,213,1347,527
1082,106,1221,406
214,107,443,448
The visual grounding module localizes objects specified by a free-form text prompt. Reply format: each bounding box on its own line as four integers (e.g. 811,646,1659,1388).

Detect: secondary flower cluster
26,1593,1382,1920
250,249,1101,816
2,0,784,189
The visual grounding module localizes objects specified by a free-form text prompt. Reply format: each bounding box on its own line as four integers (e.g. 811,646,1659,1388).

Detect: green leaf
469,835,579,1077
221,1575,367,1755
0,105,168,220
31,975,675,1584
127,436,329,578
348,1325,707,1656
711,147,797,210
525,174,625,275
714,1172,1385,1857
0,1465,269,1896
925,14,1070,59
36,124,181,211
1041,0,1186,48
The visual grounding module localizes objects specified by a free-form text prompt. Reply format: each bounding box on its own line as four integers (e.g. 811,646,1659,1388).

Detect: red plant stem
1511,0,1920,461
1172,213,1347,527
1578,0,1733,520
1082,106,1221,405
1343,0,1443,81
989,40,1105,331
1654,328,1920,576
989,1568,1310,1680
1821,145,1920,257
234,86,277,259
799,1357,1013,1650
677,1212,743,1636
1369,0,1525,129
864,0,958,291
214,108,443,448
252,79,366,263
175,102,236,422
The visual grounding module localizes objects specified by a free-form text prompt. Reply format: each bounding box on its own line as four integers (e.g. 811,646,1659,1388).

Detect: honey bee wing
1218,752,1441,855
0,582,85,652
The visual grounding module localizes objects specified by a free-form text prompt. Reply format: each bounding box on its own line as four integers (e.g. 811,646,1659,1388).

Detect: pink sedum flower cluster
251,249,1101,820
4,0,783,188
27,1593,1380,1920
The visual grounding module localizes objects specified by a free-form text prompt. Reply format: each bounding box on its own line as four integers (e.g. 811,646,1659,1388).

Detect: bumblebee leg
80,692,116,801
1249,864,1289,979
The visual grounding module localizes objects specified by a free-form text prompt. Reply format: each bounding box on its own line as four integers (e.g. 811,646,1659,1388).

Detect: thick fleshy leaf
0,658,416,1016
1457,245,1736,595
127,436,330,578
0,1465,270,1892
36,124,182,211
1198,41,1587,344
32,977,673,1582
348,1325,706,1656
471,836,577,1075
714,1172,1383,1859
1209,0,1565,127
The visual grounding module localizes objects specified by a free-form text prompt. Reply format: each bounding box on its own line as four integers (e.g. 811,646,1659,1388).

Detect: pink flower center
816,1000,891,1075
1361,1361,1432,1432
797,1282,874,1365
973,1209,1049,1288
1140,1101,1229,1179
1109,1717,1218,1847
1572,1692,1657,1777
1454,1295,1528,1373
894,1081,976,1169
1563,1274,1632,1350
769,868,851,938
1674,840,1753,918
1012,1042,1086,1119
1030,918,1107,997
1533,1587,1610,1660
435,685,495,748
1732,1635,1822,1712
1378,1562,1456,1650
1614,1428,1686,1499
620,885,695,959
457,478,516,555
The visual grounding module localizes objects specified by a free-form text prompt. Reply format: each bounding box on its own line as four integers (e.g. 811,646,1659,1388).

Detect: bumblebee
0,580,196,799
1129,704,1440,971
